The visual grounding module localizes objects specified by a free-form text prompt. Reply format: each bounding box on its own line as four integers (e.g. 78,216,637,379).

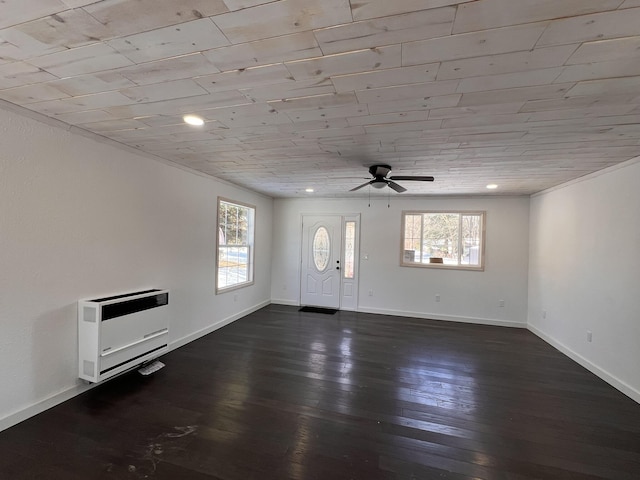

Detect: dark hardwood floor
1,304,639,479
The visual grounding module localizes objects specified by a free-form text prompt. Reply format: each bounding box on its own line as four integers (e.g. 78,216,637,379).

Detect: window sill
216,280,254,295
400,262,484,272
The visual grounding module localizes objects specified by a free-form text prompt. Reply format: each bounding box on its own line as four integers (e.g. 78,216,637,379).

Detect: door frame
299,214,360,311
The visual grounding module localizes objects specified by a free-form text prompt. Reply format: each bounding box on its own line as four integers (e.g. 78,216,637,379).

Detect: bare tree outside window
401,211,485,270
217,198,255,292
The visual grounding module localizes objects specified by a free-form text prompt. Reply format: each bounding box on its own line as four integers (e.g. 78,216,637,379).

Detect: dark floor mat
299,306,338,314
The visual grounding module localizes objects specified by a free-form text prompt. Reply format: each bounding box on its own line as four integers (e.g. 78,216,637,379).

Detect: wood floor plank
1,305,639,479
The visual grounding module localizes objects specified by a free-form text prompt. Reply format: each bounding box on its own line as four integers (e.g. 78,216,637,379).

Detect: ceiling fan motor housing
369,164,392,177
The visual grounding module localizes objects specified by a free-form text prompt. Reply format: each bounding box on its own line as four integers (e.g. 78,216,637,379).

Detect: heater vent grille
83,307,96,323
83,360,95,377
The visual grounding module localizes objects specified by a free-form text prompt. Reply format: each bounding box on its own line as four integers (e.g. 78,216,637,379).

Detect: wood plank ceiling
1,0,640,197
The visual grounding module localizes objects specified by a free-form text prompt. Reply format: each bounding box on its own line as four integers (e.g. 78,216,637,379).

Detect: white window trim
400,210,486,271
216,197,256,294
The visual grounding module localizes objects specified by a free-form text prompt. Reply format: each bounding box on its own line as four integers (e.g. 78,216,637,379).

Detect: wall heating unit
78,289,169,383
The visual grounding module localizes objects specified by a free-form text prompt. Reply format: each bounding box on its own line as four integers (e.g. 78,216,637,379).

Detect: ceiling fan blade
389,175,435,182
350,180,373,192
387,180,407,193
333,177,371,180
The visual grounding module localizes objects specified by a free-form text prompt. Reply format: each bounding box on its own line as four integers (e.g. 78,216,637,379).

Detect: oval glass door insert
313,226,330,272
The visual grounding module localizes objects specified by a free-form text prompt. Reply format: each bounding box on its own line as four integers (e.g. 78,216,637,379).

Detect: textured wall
528,159,640,402
0,105,273,428
271,195,530,326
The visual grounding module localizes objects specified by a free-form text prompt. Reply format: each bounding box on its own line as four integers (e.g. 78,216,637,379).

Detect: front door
300,215,342,308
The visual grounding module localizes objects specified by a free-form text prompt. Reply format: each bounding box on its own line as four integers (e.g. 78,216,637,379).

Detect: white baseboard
272,301,524,327
270,298,300,306
0,383,95,432
10,303,634,433
170,300,270,350
357,306,527,329
527,324,640,404
0,299,271,433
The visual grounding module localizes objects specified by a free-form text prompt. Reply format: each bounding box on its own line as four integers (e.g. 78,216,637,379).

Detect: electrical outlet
435,294,440,302
499,300,505,307
542,310,546,319
587,330,592,343
233,294,238,302
368,290,373,296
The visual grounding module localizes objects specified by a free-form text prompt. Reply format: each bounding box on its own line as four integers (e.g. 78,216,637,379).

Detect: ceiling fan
350,164,435,193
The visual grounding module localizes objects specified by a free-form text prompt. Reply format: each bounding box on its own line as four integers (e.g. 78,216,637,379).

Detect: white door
300,215,342,308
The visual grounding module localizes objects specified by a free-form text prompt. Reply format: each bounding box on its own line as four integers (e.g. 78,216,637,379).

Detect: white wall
0,104,273,429
528,159,640,403
272,195,530,327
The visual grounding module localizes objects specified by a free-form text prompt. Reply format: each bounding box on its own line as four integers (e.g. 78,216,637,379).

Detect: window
343,221,356,279
312,226,330,272
401,211,485,270
217,198,255,292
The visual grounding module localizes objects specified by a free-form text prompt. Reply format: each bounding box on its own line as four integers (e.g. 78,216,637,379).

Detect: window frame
400,210,486,271
216,197,256,294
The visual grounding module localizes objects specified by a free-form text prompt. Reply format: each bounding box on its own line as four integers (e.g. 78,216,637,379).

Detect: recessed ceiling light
305,188,314,193
183,114,204,126
486,184,498,190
